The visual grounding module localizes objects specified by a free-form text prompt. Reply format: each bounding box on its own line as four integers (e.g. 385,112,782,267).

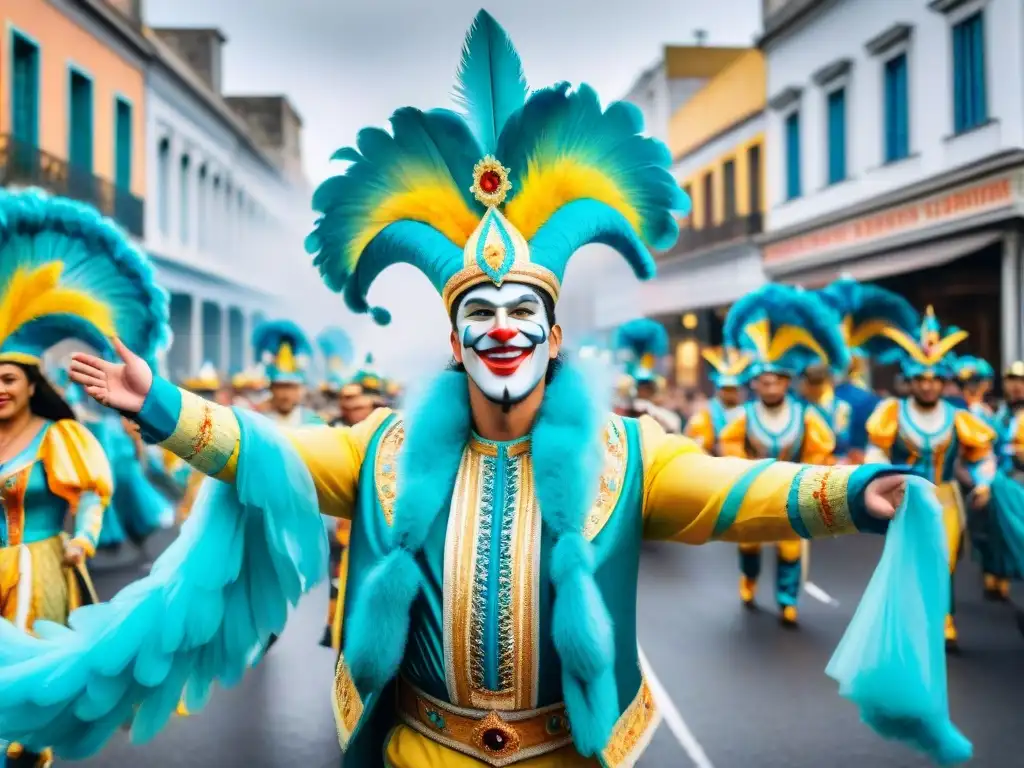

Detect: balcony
0,135,144,238
666,213,763,258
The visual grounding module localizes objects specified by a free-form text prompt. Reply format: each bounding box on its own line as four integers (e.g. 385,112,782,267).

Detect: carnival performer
613,318,681,433
817,277,919,465
956,356,996,424
718,284,846,625
684,347,748,454
252,320,325,427
797,361,852,463
864,307,997,648
7,12,940,768
0,188,168,768
317,326,354,423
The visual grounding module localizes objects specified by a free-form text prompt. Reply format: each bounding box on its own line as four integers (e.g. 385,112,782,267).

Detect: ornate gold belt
396,678,574,766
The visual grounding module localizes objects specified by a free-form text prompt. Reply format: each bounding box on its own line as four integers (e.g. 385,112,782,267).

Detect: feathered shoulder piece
723,284,850,377
253,319,313,385
880,305,966,378
305,9,690,325
0,189,169,369
818,276,919,363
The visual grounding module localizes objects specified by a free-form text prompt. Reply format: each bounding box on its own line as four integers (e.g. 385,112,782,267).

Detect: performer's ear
450,329,464,364
548,325,563,360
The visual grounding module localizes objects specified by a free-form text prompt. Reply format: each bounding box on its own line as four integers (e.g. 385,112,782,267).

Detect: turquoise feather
0,188,170,368
317,326,354,365
818,276,919,363
0,409,325,758
614,318,669,359
252,319,312,361
453,9,529,153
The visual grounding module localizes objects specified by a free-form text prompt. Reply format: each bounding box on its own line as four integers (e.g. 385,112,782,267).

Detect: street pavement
73,532,1023,767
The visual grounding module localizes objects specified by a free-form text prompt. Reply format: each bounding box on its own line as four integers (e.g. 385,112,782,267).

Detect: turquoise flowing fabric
990,472,1024,574
826,476,972,765
0,409,325,758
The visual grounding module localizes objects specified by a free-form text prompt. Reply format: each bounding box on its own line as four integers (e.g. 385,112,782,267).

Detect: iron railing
666,212,763,258
0,134,144,238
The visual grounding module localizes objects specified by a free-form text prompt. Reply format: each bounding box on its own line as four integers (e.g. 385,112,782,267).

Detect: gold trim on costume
796,466,856,537
161,390,239,476
331,655,365,750
442,264,561,314
375,419,405,526
584,417,628,540
602,677,660,768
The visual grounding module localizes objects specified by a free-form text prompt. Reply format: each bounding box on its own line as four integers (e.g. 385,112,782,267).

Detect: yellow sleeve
865,398,900,456
682,408,714,453
954,409,995,463
800,407,836,465
640,416,862,544
717,412,749,458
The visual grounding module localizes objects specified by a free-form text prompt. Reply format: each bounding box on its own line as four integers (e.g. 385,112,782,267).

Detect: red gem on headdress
479,170,502,194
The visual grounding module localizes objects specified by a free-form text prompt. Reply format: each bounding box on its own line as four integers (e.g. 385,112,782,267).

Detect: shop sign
764,174,1016,264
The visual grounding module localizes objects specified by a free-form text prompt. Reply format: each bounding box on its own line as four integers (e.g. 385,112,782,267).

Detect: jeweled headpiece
253,320,313,385
614,318,669,385
818,276,919,369
881,305,966,379
305,10,689,323
701,347,752,388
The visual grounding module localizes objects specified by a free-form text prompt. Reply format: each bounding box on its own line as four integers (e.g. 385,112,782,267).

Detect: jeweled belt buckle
471,712,522,757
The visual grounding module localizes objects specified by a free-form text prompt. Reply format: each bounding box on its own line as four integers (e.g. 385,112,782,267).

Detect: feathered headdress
614,318,669,384
342,353,383,397
182,361,221,393
723,284,850,379
317,326,354,393
253,320,313,385
304,10,689,325
701,347,752,388
955,355,994,383
817,276,919,368
879,305,965,378
0,189,169,371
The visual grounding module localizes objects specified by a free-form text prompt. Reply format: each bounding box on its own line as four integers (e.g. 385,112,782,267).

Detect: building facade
143,26,330,382
0,0,149,236
760,0,1024,368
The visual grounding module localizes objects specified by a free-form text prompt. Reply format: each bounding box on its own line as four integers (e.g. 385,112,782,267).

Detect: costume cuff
137,376,182,443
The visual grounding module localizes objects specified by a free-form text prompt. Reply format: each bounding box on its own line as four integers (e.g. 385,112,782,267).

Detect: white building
144,27,335,382
760,0,1024,367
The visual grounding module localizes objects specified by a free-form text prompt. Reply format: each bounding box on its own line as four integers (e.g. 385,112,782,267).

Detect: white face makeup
455,283,552,406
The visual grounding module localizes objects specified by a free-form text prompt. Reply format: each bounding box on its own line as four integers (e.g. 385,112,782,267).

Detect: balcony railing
0,134,144,238
666,212,763,258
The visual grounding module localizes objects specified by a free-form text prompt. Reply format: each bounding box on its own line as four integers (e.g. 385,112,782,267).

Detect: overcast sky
145,0,763,377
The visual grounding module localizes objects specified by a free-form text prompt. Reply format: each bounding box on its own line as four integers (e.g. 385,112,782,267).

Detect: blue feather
614,318,669,359
251,319,313,361
818,277,919,359
453,10,529,153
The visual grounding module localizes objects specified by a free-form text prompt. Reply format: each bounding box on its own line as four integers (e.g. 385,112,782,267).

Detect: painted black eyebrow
463,294,541,309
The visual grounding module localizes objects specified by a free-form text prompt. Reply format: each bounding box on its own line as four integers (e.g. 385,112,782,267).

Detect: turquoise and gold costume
253,319,324,427
864,307,996,644
0,13,964,768
684,347,749,454
719,284,848,622
0,189,168,766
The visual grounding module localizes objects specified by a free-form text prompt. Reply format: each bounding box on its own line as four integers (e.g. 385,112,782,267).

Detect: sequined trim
602,677,660,767
0,466,30,547
794,465,856,537
375,419,405,526
160,390,239,476
584,416,628,540
442,264,561,314
331,655,364,750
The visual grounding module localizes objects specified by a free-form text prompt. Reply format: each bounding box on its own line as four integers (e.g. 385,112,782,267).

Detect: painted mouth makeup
476,345,534,376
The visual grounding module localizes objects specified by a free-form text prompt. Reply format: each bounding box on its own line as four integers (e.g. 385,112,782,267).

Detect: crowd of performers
0,9,1017,768
603,278,1024,647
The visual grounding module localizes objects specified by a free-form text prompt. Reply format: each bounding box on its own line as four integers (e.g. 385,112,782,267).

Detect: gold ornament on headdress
470,156,512,207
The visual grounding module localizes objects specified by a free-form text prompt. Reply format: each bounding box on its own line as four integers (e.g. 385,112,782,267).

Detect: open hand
864,474,906,520
69,338,153,414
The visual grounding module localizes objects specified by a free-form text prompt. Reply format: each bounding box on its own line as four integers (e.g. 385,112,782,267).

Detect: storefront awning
780,230,1004,287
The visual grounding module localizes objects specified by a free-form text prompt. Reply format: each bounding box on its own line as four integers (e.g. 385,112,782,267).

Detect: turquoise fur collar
343,359,619,756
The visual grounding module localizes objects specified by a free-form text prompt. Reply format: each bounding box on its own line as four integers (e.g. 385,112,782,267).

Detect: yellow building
638,48,769,392
0,0,150,235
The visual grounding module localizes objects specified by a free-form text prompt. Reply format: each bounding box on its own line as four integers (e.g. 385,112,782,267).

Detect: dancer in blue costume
0,188,168,768
864,307,998,648
2,12,959,768
717,284,847,625
817,276,919,464
684,347,749,454
613,318,681,433
252,320,324,427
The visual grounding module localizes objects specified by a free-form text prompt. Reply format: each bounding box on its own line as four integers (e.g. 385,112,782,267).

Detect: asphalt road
70,532,1023,768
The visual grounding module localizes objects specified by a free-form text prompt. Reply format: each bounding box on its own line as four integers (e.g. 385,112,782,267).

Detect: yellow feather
504,158,641,241
743,318,770,360
927,330,968,365
767,325,827,363
277,342,296,373
349,180,480,267
701,347,725,372
0,263,114,349
878,326,930,365
849,319,897,349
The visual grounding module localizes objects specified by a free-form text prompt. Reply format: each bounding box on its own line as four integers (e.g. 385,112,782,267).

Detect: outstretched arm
639,417,900,544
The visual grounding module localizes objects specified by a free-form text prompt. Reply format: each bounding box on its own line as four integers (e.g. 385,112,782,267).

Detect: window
114,98,132,189
211,176,221,250
197,165,208,249
68,69,94,172
157,138,170,235
883,54,910,162
722,160,736,220
702,171,714,227
785,112,801,200
747,144,762,212
180,154,190,244
826,88,847,184
952,11,987,133
11,32,40,147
